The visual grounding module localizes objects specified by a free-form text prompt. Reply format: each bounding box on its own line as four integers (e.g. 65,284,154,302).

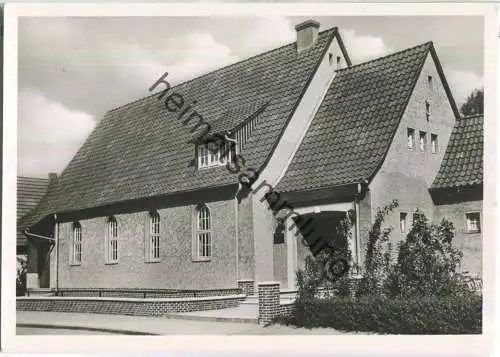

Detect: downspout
355,183,362,274
23,229,56,242
234,196,239,282
54,214,59,292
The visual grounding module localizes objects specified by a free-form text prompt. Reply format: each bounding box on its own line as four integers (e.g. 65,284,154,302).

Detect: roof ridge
336,40,433,72
108,27,338,115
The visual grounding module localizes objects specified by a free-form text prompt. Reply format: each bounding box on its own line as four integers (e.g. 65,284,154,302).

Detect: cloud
238,16,295,55
158,32,239,85
18,18,242,118
18,89,96,177
340,29,393,63
443,67,484,107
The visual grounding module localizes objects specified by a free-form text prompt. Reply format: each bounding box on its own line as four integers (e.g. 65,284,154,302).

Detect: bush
385,213,467,297
277,294,482,334
16,256,27,296
357,200,398,297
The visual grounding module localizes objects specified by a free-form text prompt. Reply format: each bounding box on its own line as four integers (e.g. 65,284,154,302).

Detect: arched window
72,222,82,264
147,211,161,262
106,216,118,263
195,205,211,258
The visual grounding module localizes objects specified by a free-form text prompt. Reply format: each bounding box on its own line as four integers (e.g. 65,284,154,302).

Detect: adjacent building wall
434,200,483,276
369,53,456,258
55,199,239,290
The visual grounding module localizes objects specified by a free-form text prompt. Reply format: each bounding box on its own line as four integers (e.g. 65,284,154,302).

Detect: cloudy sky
18,15,484,178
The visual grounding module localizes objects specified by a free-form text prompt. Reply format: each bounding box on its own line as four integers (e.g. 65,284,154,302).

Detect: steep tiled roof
431,114,483,189
276,42,442,193
21,28,338,228
16,176,49,245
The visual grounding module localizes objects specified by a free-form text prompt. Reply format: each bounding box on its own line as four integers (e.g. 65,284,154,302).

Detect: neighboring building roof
431,114,483,190
21,28,340,229
276,41,459,194
17,176,49,246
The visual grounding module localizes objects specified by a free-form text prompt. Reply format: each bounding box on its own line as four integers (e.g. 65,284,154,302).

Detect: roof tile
276,42,432,193
431,114,484,189
21,29,337,228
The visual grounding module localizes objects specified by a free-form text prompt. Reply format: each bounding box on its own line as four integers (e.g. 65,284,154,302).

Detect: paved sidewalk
169,304,258,323
16,311,349,335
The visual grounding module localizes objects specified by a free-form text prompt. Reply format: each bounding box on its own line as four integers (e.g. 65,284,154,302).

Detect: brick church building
19,20,483,292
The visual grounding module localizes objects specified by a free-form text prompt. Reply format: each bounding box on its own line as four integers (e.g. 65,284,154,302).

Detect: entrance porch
277,202,361,290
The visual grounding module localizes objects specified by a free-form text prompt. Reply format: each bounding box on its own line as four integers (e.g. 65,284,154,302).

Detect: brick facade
237,196,255,281
17,294,246,316
369,53,458,263
435,200,483,276
28,35,480,300
237,279,255,296
53,199,242,290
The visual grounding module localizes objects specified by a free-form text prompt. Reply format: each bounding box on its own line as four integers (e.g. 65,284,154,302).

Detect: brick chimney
48,172,58,187
295,20,320,53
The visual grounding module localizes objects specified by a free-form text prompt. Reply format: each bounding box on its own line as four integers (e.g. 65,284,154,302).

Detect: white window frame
431,134,438,154
407,128,415,149
399,212,407,233
198,140,235,169
419,131,427,152
465,212,481,233
146,211,161,262
71,222,82,265
194,204,212,260
105,216,118,264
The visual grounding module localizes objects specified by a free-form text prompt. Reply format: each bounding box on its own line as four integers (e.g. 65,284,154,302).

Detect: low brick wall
277,301,295,317
36,288,243,298
237,280,255,296
17,294,246,316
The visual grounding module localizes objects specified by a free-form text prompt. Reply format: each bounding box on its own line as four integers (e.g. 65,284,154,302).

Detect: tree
384,212,465,297
357,200,399,297
460,88,483,116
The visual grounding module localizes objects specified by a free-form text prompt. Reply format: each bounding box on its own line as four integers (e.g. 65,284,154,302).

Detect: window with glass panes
196,205,211,258
106,217,118,263
72,222,82,264
149,211,160,261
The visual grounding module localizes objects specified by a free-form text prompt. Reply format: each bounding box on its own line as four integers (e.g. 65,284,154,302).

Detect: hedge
276,294,482,334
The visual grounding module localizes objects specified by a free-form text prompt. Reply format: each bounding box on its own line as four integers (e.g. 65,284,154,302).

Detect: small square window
400,213,407,233
419,131,427,151
466,212,481,233
431,134,438,154
407,128,415,149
